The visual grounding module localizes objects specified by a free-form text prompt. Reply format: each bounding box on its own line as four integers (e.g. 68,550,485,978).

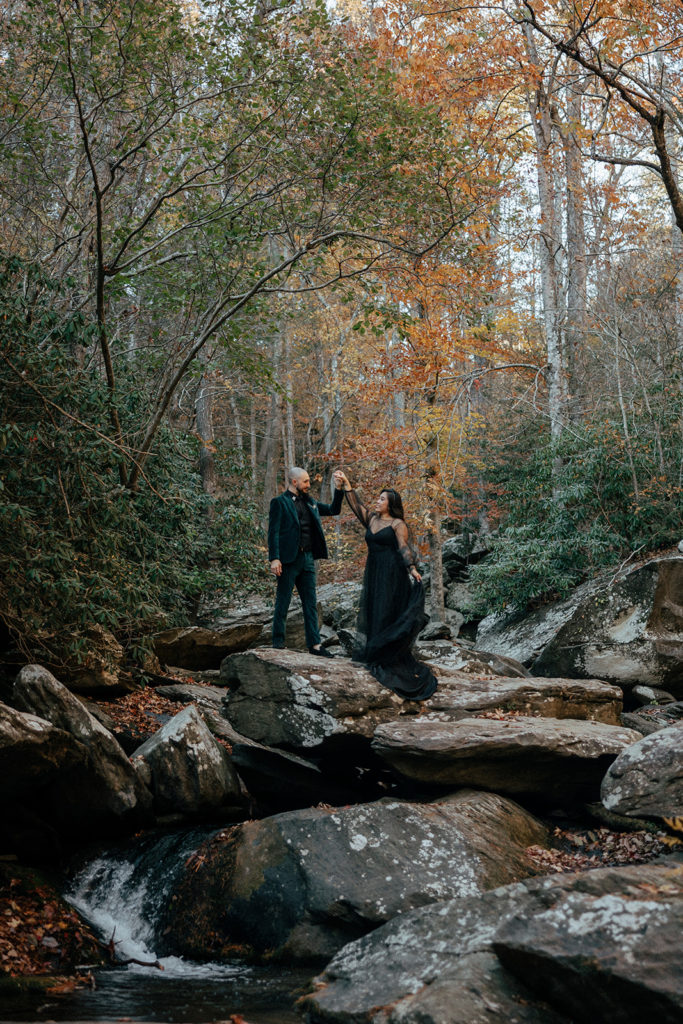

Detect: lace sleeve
393,519,417,569
344,489,370,527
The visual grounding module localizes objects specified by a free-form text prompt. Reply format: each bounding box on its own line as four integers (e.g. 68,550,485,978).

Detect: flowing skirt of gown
352,525,437,701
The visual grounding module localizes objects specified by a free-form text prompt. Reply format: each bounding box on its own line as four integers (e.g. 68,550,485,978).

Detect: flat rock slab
372,716,641,799
302,859,683,1024
601,721,683,821
165,789,547,963
430,673,623,724
220,649,407,752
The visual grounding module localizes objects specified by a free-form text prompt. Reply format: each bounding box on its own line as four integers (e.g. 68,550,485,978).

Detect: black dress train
345,490,437,701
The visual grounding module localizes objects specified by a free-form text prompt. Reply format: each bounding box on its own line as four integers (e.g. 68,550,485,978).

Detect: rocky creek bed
2,558,683,1022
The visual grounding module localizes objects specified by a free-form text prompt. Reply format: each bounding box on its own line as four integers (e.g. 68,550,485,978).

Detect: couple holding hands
268,467,437,702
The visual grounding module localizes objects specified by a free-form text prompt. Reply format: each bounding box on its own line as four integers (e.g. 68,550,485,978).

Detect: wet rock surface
601,722,683,821
166,790,548,963
302,858,683,1024
372,716,640,799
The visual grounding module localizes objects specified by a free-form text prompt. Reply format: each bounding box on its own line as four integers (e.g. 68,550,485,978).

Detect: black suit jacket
268,488,343,564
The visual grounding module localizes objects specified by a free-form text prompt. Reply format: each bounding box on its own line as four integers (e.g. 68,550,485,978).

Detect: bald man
267,467,344,656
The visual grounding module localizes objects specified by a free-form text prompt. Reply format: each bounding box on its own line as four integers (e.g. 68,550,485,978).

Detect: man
268,467,344,656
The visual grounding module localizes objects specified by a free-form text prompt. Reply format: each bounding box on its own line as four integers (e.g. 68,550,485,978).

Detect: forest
1,0,682,672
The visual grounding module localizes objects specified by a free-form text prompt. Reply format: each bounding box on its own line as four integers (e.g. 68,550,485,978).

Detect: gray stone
621,701,683,735
220,648,407,753
419,642,531,678
419,620,452,641
493,871,683,1024
153,623,263,670
317,581,363,631
132,705,242,815
428,673,623,723
13,664,152,830
601,721,683,820
62,624,125,692
631,684,676,706
445,580,476,611
302,860,682,1024
165,789,548,962
0,700,87,799
477,556,683,696
372,716,640,799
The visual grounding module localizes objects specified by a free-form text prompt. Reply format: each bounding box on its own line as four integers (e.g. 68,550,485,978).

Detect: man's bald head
288,466,311,495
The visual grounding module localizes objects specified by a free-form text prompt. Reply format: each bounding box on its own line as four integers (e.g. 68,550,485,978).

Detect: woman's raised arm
334,470,370,527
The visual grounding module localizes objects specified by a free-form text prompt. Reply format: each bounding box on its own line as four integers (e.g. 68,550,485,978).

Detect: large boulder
493,867,683,1024
13,664,152,832
0,701,87,799
417,640,531,678
215,597,316,652
155,683,367,811
621,700,683,736
477,556,683,695
372,717,641,800
165,790,548,963
132,705,242,816
317,582,363,632
441,533,490,581
600,722,683,821
220,649,407,754
153,624,263,670
62,623,125,692
302,859,683,1024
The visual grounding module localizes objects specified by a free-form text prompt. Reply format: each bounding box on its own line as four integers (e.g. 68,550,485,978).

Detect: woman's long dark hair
377,487,405,521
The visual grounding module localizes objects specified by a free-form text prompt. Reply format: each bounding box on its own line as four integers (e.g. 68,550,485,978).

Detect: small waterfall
66,829,244,979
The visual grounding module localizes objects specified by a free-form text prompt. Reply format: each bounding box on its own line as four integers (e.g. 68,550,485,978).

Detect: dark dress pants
272,551,320,649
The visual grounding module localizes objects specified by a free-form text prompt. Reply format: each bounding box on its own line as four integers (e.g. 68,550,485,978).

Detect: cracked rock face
302,859,683,1024
476,557,683,695
372,717,641,800
164,790,547,963
601,721,683,821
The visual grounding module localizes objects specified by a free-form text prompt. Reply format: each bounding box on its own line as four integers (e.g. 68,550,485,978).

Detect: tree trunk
195,353,217,500
523,25,567,451
562,79,588,420
428,498,446,622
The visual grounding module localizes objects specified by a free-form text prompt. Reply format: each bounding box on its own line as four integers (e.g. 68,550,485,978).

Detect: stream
8,830,311,1023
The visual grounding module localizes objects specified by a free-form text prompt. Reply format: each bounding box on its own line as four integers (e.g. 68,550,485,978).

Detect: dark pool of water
3,962,314,1023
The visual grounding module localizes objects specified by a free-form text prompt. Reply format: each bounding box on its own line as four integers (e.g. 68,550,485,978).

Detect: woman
333,470,437,701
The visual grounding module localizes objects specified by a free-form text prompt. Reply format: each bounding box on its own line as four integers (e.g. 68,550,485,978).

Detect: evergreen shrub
0,258,263,666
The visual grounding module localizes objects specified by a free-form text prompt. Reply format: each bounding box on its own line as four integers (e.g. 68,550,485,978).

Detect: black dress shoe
309,646,335,658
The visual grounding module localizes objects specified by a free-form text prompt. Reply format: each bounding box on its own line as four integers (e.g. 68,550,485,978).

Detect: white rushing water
66,831,248,980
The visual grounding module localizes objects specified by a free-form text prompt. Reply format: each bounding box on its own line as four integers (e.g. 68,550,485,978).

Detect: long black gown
345,490,437,701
